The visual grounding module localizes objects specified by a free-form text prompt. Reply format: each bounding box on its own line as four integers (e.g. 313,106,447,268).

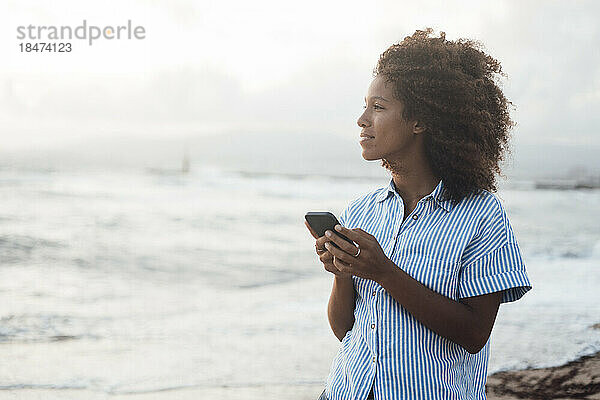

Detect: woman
305,29,532,400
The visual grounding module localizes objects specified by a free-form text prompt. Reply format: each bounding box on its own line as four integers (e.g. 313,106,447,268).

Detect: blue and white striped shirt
325,179,532,400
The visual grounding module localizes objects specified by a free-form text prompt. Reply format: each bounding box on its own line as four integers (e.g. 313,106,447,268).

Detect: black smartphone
305,211,354,248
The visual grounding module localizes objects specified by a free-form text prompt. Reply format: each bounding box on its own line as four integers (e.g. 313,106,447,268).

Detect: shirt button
371,323,375,329
372,356,376,363
372,291,376,297
412,214,419,220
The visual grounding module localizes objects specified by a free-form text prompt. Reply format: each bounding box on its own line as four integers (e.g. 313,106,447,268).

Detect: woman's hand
323,225,395,283
304,221,352,278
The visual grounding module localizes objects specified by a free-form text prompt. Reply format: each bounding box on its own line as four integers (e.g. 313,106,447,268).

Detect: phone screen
305,212,354,247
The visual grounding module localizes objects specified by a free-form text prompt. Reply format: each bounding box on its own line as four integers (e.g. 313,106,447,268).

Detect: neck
386,160,440,206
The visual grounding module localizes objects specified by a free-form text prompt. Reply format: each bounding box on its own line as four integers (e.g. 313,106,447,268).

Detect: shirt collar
376,178,454,212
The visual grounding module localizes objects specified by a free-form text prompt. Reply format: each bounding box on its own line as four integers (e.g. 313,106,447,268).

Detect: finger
333,225,363,242
320,251,333,264
325,230,358,256
354,228,375,240
324,262,340,274
316,236,332,249
333,256,351,274
334,225,371,247
315,240,326,252
325,242,354,264
305,220,319,239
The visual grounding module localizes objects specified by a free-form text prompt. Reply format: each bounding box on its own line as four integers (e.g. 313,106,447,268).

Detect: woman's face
357,75,424,162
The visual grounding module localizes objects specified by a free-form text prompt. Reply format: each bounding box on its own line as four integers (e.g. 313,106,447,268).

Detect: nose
357,110,370,128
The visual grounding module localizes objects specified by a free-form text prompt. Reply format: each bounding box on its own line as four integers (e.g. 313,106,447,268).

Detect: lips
360,133,374,143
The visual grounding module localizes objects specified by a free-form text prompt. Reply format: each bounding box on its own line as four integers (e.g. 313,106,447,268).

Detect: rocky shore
487,351,600,400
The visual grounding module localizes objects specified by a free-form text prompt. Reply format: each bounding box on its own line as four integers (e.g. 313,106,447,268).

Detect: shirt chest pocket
394,255,460,299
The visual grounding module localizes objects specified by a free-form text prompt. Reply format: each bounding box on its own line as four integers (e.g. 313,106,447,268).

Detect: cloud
1,0,599,151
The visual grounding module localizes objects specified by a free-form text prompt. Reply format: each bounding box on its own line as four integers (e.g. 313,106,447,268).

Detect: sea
1,158,599,399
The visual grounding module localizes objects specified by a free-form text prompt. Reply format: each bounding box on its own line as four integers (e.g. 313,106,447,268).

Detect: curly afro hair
376,28,515,205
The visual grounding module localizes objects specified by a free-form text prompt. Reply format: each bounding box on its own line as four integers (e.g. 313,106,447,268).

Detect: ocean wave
0,314,101,343
0,383,88,391
0,235,65,264
0,379,326,395
592,240,600,258
525,244,600,261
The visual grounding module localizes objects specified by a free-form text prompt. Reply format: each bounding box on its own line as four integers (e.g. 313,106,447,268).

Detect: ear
412,120,426,135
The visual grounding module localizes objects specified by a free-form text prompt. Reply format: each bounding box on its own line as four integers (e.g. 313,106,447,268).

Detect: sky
1,0,599,176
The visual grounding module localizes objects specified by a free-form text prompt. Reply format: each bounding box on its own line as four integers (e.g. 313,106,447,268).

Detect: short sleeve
458,196,532,303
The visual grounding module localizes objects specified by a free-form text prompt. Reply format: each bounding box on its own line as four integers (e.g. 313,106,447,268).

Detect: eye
362,103,384,110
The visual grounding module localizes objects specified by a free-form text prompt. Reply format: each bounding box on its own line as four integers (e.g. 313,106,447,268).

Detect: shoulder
459,189,515,244
463,189,507,217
